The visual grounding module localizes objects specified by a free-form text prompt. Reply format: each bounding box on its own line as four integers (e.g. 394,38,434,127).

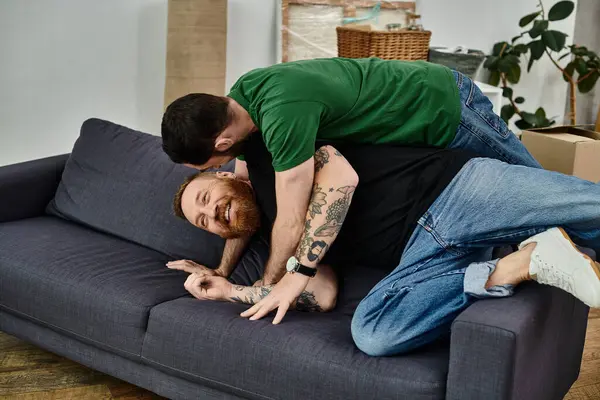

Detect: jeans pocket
464,80,510,139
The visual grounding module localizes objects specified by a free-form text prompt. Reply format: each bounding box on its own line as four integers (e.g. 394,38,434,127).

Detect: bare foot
485,243,535,289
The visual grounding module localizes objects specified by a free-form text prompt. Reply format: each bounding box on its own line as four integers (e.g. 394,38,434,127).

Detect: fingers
240,302,262,318
184,273,208,300
167,260,213,275
249,302,276,321
272,303,290,325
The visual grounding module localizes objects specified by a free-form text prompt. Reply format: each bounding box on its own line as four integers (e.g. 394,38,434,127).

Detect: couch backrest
46,118,233,267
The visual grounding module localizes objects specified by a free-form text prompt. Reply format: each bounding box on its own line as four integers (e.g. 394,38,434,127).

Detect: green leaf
492,42,509,56
542,30,568,52
548,1,575,21
529,40,545,60
519,11,541,27
502,87,513,98
515,96,525,104
558,52,571,61
578,71,599,94
529,20,549,38
498,58,514,73
489,70,501,86
575,57,588,75
572,45,587,56
512,34,524,43
515,119,533,130
588,50,599,59
535,107,546,119
484,56,499,69
507,64,522,84
527,56,535,72
563,61,575,81
501,105,516,123
513,44,529,55
521,112,538,125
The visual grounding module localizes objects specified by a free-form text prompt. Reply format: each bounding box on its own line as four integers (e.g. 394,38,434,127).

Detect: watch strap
294,263,317,278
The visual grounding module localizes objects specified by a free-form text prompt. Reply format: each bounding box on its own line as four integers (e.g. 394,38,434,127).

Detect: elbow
320,294,337,312
318,145,359,187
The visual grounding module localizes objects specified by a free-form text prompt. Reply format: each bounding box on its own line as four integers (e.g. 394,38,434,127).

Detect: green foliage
483,0,598,127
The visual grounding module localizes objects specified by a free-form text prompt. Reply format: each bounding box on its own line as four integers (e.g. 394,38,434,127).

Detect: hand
184,273,232,301
241,272,310,324
167,260,218,276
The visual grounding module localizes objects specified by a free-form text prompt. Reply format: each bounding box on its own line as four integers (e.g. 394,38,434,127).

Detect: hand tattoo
314,186,355,237
314,148,330,172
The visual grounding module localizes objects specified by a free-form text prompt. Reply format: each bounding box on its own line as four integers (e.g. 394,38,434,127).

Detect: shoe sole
558,227,600,281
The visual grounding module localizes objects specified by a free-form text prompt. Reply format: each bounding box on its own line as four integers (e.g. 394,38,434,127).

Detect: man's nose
199,204,217,219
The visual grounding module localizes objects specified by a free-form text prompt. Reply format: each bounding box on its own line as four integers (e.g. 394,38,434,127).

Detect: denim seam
418,217,466,257
454,226,549,248
458,120,512,163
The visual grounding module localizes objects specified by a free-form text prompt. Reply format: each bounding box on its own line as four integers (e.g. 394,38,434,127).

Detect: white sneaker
519,227,600,308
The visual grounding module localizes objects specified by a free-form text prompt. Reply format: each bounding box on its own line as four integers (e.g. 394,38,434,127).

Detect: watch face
286,256,298,272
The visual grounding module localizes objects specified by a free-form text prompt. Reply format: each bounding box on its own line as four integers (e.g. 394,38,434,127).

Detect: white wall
226,0,279,92
0,0,167,166
419,0,578,126
225,0,578,127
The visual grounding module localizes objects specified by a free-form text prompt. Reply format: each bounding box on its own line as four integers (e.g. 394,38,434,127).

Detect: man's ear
216,171,236,179
214,137,233,152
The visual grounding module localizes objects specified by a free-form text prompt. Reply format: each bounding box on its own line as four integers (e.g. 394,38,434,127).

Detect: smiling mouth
225,202,231,224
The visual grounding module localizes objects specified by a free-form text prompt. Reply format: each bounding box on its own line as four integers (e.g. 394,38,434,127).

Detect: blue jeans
351,158,600,356
448,71,541,168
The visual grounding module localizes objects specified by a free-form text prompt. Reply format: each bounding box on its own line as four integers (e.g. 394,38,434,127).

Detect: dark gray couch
0,119,590,400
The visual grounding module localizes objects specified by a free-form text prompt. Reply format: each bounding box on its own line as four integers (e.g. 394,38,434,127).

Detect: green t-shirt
227,57,461,172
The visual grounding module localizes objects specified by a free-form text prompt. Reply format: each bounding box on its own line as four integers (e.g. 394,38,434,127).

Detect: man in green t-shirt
161,57,540,315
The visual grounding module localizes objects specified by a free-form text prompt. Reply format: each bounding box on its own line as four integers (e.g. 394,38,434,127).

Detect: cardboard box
521,126,600,182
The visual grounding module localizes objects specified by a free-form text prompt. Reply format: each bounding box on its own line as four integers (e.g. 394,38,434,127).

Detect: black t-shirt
244,135,474,271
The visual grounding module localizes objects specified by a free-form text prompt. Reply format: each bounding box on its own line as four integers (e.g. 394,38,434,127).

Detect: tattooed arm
230,264,337,312
183,265,338,312
295,146,358,268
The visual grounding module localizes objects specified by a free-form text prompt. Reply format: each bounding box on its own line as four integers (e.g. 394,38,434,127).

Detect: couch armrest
0,154,69,223
446,283,588,400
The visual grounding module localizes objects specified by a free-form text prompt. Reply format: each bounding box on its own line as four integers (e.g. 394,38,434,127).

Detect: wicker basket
336,26,431,61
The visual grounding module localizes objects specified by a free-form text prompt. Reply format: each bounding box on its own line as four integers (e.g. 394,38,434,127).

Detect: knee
350,306,406,356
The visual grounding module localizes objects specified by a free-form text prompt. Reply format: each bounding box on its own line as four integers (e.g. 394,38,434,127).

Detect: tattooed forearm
314,148,330,172
314,185,355,237
229,285,323,312
296,220,313,259
230,285,273,304
309,184,327,218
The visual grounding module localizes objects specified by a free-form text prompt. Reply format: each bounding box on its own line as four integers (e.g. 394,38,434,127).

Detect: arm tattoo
296,220,313,259
314,148,330,172
334,149,342,157
314,186,356,237
230,286,273,304
230,285,323,312
308,184,327,218
296,291,323,312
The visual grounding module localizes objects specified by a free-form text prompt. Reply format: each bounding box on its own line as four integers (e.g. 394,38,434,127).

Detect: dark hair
162,94,232,165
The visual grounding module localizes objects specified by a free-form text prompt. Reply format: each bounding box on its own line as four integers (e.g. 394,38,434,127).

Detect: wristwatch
286,256,317,278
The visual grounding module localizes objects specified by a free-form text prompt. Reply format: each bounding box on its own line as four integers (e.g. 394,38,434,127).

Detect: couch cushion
46,118,232,267
0,216,193,357
141,298,450,400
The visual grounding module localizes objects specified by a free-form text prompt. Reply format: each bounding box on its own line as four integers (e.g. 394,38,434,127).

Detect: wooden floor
0,332,164,399
1,311,600,399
